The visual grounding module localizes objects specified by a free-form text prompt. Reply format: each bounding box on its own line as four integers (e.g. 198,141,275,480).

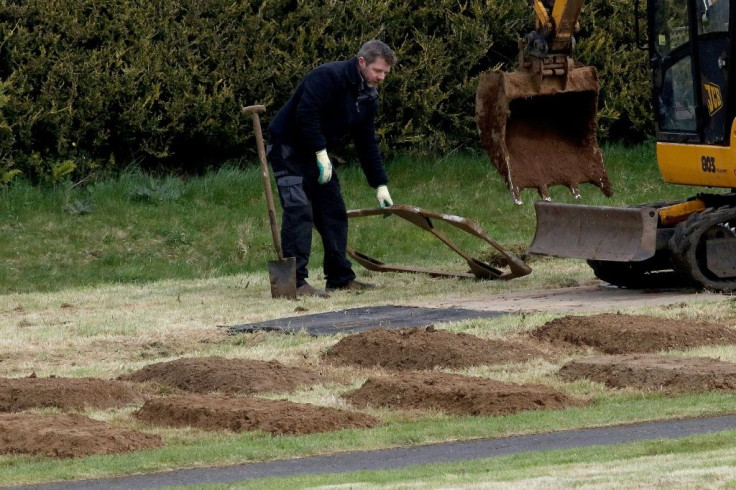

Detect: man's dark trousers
266,142,356,288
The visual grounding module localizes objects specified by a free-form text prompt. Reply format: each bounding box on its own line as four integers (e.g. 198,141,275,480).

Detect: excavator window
698,0,729,35
660,58,697,132
652,0,730,144
654,0,690,53
653,0,698,134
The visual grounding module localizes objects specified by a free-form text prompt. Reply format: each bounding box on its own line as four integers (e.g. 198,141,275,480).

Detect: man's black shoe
296,282,330,298
326,280,375,292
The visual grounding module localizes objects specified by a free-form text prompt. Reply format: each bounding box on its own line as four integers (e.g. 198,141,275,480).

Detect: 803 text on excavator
476,0,736,292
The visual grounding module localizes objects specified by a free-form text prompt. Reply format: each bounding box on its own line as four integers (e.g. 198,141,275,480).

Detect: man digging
267,40,397,298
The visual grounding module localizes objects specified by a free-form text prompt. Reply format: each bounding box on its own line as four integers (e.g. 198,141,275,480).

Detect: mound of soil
559,354,736,393
135,394,380,435
0,376,144,411
345,372,584,416
322,327,548,370
531,313,736,354
120,357,325,395
0,413,163,458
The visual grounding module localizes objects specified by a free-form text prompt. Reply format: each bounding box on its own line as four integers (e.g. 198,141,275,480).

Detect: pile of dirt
120,357,326,394
531,313,736,354
135,394,380,435
345,371,585,416
12,311,736,460
0,413,163,458
322,327,549,370
559,354,736,393
0,376,144,411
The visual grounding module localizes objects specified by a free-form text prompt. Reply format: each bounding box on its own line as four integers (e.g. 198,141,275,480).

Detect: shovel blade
268,257,297,299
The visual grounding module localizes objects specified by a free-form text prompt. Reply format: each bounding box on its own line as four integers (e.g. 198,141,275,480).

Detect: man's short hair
357,40,398,66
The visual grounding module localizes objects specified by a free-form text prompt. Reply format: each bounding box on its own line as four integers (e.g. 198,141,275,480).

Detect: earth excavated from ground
4,311,736,458
118,356,329,394
321,326,554,370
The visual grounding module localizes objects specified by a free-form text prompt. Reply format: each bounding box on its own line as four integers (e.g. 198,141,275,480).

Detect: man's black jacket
267,57,388,188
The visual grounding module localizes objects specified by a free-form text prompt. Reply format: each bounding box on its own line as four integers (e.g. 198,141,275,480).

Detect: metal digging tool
243,105,297,299
476,63,610,204
347,205,531,280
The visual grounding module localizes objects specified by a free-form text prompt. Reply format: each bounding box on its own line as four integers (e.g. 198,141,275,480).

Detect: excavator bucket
528,201,659,262
476,65,612,203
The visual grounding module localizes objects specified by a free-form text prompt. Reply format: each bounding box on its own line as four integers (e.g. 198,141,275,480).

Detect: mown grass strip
239,429,736,489
0,144,707,294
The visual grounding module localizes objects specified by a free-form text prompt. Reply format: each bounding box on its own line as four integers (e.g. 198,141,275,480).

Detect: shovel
243,105,297,299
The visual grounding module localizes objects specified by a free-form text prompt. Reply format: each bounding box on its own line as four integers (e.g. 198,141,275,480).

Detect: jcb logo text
704,82,723,116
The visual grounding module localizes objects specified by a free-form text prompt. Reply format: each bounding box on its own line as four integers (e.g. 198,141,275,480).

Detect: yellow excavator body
656,120,736,187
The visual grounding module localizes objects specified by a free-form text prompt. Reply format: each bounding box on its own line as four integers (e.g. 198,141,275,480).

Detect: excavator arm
541,0,583,52
519,0,585,77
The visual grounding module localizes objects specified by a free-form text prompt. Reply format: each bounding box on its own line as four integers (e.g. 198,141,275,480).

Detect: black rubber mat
228,306,503,336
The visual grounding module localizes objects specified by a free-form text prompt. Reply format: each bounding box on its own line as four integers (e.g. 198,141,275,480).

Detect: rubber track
670,206,736,291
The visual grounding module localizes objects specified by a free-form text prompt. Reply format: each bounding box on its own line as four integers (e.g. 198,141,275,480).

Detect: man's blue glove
315,149,332,184
376,185,393,208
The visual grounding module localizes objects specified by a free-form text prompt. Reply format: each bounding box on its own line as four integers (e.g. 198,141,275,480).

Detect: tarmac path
17,415,736,489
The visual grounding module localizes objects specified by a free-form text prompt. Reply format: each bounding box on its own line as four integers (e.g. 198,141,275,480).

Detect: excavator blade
528,201,659,262
476,66,612,203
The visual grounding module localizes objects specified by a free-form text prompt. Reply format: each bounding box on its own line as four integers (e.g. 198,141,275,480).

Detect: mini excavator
476,0,736,291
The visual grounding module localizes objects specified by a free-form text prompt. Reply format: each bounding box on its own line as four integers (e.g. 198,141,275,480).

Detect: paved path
230,284,728,336
411,284,728,313
17,415,736,489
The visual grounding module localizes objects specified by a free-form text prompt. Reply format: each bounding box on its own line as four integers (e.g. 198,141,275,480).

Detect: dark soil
0,413,163,458
0,376,144,411
559,354,736,393
8,313,736,459
345,371,586,416
322,326,550,370
135,394,380,435
119,356,327,394
531,313,736,354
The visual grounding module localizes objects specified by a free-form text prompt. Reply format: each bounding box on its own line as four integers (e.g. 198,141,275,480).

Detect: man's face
358,56,391,88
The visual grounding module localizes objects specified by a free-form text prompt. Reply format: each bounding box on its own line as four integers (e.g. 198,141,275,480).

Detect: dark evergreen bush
0,0,651,181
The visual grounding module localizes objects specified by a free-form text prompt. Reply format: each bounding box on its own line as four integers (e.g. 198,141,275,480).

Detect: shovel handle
243,105,285,261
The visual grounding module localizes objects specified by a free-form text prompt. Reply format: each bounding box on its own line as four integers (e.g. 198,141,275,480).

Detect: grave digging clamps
347,204,531,280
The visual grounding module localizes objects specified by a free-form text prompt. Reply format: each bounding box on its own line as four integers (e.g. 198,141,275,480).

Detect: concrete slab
410,283,730,313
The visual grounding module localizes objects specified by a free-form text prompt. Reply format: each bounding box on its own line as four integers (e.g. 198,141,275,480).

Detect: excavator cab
652,0,736,187
652,0,729,145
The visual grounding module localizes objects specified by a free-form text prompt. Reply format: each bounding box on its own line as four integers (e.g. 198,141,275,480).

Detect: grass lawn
2,145,736,488
0,143,691,294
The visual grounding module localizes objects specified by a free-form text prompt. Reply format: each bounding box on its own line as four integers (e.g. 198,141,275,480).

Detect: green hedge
0,0,650,181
